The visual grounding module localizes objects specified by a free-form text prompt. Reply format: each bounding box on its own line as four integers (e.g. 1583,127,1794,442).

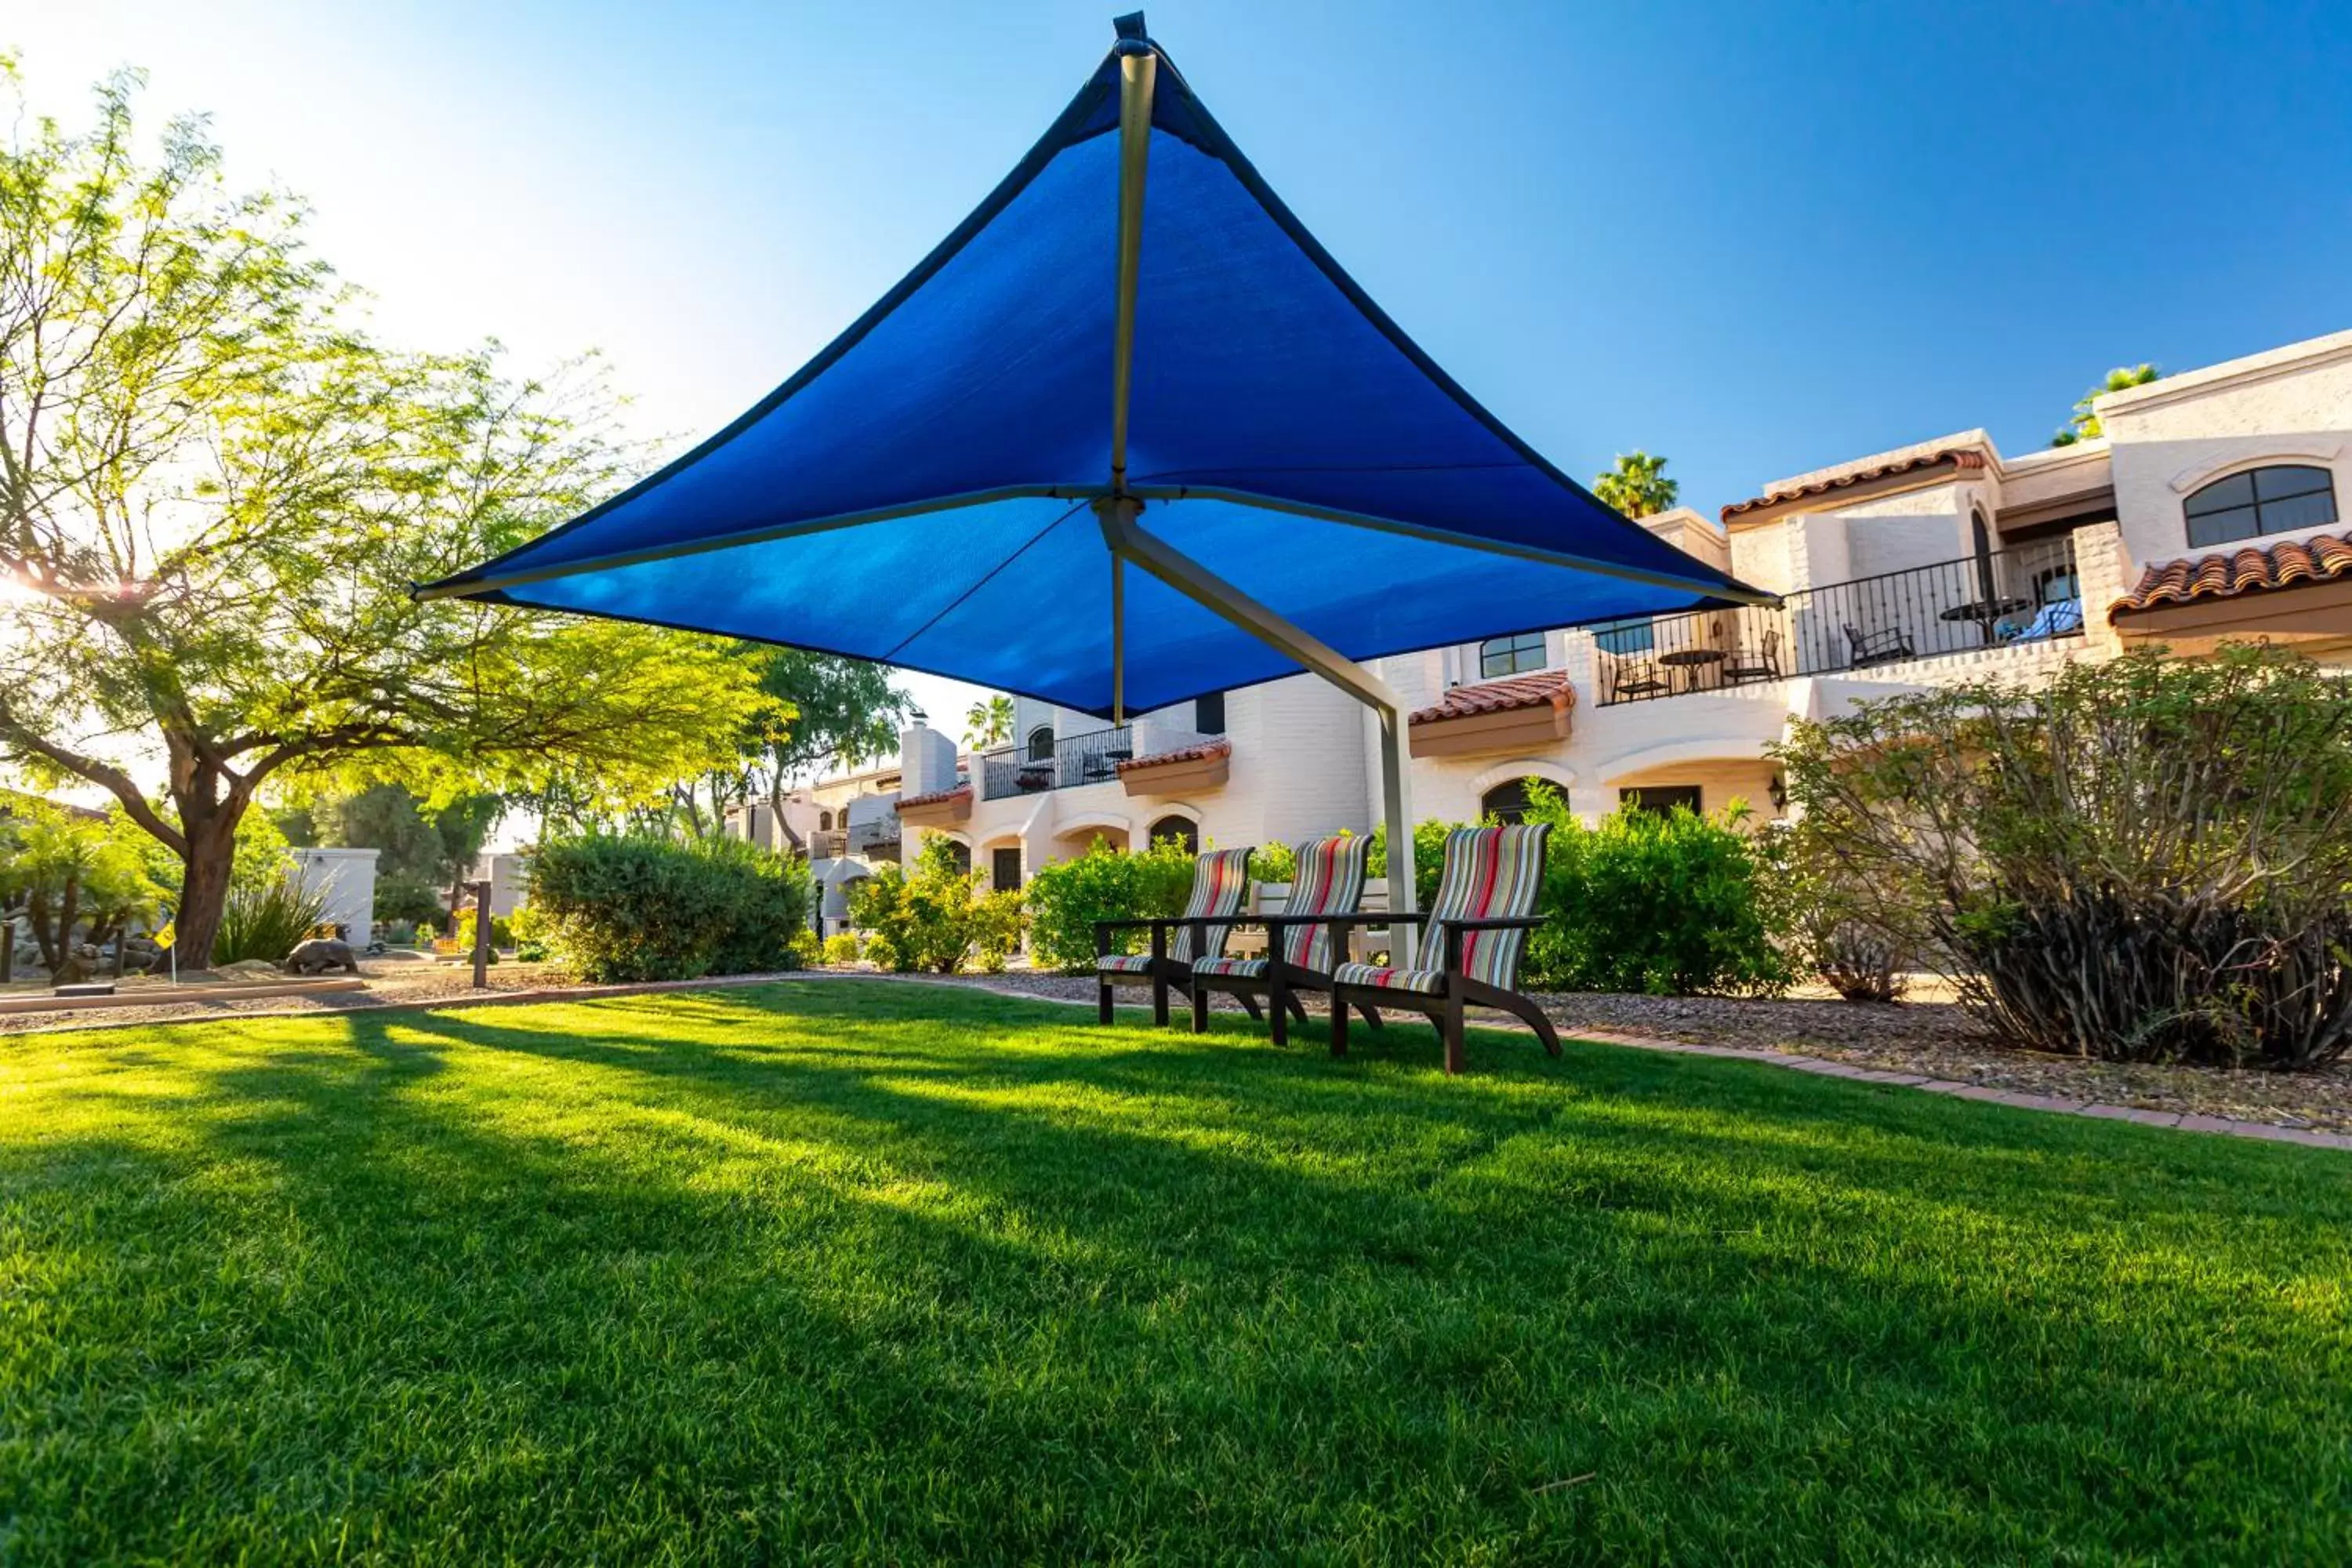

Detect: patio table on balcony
1940,596,2035,644
1659,646,1726,691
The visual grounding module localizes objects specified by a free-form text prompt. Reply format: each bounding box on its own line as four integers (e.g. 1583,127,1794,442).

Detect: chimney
900,718,958,797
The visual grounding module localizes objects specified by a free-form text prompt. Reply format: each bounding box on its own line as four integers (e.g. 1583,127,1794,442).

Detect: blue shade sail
428,24,1763,718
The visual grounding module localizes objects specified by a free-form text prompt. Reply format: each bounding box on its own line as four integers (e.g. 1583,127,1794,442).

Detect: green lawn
2,983,2346,1563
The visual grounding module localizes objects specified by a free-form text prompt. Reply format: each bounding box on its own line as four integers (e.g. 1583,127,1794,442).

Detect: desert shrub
213,877,328,967
1248,839,1298,887
528,832,810,982
1516,785,1789,997
372,874,445,930
1759,817,1923,1003
1773,644,2352,1068
821,932,863,966
848,840,1020,974
1022,838,1197,973
1364,819,1453,916
862,934,900,972
506,905,550,960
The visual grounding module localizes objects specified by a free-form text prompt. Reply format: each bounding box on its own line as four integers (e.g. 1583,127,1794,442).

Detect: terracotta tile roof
1409,670,1576,726
1722,448,1987,521
2111,533,2352,615
896,783,971,809
1115,738,1232,774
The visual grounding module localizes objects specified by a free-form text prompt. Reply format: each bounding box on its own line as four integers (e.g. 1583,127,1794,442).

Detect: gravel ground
916,970,2352,1135
0,960,587,1036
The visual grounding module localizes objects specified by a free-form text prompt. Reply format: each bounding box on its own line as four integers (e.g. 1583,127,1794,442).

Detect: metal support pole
472,880,492,989
1109,45,1156,491
1,918,14,985
1376,704,1418,967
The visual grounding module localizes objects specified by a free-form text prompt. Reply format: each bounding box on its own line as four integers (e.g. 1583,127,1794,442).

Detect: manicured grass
2,982,2347,1563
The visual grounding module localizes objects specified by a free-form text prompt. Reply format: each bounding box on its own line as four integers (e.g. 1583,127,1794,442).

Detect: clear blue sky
15,0,2352,733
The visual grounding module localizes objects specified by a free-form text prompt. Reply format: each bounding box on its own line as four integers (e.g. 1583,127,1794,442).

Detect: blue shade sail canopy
422,18,1765,719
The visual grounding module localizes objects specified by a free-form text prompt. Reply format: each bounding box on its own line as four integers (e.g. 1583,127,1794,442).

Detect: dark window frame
1025,725,1055,764
990,846,1022,891
1479,777,1543,825
1147,815,1200,855
1193,692,1225,735
1479,630,1548,678
2183,464,2338,550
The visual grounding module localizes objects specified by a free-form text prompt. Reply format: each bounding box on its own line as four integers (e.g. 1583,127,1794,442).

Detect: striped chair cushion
1275,833,1371,975
1330,961,1444,995
1189,955,1266,980
1425,823,1551,989
1168,847,1253,964
1097,953,1156,975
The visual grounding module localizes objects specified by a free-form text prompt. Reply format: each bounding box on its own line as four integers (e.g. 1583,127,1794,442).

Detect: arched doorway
1148,814,1199,854
1479,777,1544,825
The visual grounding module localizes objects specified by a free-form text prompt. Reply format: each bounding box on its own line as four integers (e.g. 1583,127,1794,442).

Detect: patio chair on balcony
1722,627,1783,684
1094,847,1254,1028
1185,833,1371,1045
1324,824,1561,1076
1610,658,1673,702
1842,622,1916,669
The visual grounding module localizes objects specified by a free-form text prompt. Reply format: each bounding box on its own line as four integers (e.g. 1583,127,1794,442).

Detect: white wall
288,848,379,939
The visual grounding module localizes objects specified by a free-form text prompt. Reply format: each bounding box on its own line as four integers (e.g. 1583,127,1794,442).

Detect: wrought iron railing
978,725,1142,800
1596,537,2084,706
848,818,902,858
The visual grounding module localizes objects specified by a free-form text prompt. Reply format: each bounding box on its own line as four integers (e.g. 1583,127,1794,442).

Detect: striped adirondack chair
1327,823,1560,1075
1188,833,1371,1044
1094,847,1253,1028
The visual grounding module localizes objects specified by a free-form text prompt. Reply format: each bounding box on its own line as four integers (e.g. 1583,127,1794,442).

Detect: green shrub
1022,838,1197,973
821,932,863,966
213,877,329,967
451,907,516,951
527,832,811,983
862,934,900,972
1774,644,2352,1067
847,839,1020,974
1515,787,1789,997
506,905,552,963
1364,819,1454,915
372,874,445,929
1245,839,1298,887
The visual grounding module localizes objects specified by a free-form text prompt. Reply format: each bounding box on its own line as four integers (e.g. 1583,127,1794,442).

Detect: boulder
284,938,361,976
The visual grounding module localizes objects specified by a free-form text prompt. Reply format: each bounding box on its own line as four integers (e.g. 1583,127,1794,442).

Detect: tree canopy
2051,364,2159,446
0,64,759,964
1592,452,1678,520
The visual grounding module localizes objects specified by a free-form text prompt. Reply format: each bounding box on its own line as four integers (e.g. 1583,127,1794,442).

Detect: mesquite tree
0,67,759,965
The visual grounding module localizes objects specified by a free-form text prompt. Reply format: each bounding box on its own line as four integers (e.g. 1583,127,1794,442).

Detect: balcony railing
848,818,902,858
979,725,1147,800
1596,537,2084,706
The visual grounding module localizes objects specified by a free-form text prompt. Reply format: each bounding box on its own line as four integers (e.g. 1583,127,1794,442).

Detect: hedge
527,832,810,982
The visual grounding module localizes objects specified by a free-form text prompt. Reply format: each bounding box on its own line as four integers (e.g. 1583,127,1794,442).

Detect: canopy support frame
1096,495,1418,961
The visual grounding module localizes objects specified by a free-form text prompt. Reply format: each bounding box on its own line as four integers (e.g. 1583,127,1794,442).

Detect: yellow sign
152,920,176,952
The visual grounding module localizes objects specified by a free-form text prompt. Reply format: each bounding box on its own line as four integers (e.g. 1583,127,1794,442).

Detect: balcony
1596,537,2085,706
978,725,1202,800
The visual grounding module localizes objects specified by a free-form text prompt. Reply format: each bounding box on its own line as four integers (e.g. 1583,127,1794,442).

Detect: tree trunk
172,815,241,972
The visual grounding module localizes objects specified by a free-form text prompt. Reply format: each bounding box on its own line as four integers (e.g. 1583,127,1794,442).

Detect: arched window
1025,725,1055,763
1479,631,1548,679
1148,814,1199,855
941,839,972,878
818,810,833,831
1479,777,1542,824
2185,465,2337,549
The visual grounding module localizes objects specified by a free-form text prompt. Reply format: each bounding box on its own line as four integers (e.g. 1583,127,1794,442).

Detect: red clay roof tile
1114,738,1233,775
1408,670,1576,726
2111,533,2352,615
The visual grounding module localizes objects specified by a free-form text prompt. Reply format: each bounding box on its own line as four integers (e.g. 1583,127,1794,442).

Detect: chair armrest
1312,911,1430,933
1444,915,1549,932
1092,917,1165,932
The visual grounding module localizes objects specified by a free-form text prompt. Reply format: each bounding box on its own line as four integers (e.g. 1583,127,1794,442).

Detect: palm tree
1592,451,1679,520
2052,363,2159,446
964,694,1014,750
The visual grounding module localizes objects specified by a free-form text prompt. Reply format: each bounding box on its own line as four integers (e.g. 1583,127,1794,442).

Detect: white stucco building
817,327,2351,895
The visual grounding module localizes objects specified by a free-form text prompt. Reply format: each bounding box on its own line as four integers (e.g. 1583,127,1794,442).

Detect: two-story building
847,326,2350,895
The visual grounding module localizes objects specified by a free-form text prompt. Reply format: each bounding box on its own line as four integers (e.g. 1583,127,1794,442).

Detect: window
1148,815,1199,854
1479,778,1543,825
1590,617,1655,656
817,810,833,831
1479,631,1548,678
942,840,972,878
1025,725,1055,763
2185,465,2337,549
991,846,1022,891
1193,691,1225,735
1620,785,1702,817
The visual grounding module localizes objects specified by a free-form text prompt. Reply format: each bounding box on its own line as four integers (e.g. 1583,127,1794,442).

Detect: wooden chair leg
1358,1003,1385,1030
1488,987,1563,1058
1268,967,1289,1048
1442,983,1466,1076
1330,987,1350,1057
1152,965,1171,1028
1097,978,1113,1025
1190,976,1209,1034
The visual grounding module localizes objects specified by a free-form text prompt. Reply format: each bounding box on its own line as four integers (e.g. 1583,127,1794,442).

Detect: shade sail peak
422,16,1769,719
